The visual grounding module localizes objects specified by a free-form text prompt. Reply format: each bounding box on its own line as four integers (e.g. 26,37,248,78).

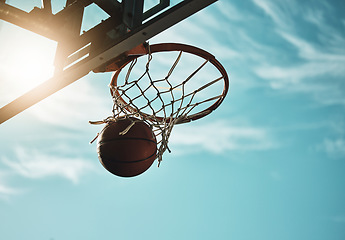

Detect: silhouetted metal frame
0,0,217,124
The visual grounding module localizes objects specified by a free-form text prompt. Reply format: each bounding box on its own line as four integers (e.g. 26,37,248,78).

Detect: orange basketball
97,117,157,177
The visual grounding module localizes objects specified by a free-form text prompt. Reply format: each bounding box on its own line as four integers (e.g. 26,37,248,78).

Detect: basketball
97,117,157,177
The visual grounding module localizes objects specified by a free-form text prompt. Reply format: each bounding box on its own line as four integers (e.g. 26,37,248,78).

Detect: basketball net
90,43,229,166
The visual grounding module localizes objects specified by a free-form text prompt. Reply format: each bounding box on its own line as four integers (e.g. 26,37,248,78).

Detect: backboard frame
0,0,217,124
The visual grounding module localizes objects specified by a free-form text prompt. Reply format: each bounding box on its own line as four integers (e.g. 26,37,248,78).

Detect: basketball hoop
90,43,229,166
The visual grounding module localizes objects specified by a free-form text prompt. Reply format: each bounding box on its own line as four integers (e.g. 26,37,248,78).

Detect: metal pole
0,3,60,41
41,0,52,14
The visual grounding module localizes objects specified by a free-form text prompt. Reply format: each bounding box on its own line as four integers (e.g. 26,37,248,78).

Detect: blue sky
1,0,345,239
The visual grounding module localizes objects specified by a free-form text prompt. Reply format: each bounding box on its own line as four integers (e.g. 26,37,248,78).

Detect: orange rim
110,43,229,123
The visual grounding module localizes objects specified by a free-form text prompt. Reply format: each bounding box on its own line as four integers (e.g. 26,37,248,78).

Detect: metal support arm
0,0,217,124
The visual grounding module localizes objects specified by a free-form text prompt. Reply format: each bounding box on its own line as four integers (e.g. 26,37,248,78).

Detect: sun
0,24,57,100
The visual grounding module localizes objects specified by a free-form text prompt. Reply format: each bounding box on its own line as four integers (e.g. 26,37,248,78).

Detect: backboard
0,0,217,124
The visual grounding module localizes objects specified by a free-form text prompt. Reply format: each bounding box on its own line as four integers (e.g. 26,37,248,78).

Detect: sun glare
1,26,57,98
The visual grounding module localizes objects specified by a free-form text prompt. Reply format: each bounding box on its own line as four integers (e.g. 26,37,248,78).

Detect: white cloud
322,138,345,158
252,0,297,30
252,0,345,92
255,62,330,85
278,31,345,62
26,74,113,128
254,31,345,106
169,120,276,154
250,6,345,105
215,1,245,21
0,171,23,201
0,183,22,201
304,7,345,54
2,147,96,184
304,8,324,26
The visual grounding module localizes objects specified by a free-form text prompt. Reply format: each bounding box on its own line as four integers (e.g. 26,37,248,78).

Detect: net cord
90,44,228,166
